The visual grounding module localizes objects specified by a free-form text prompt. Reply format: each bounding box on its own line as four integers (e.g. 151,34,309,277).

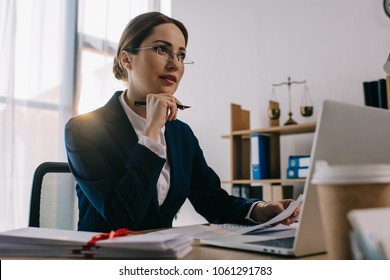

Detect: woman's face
127,23,186,98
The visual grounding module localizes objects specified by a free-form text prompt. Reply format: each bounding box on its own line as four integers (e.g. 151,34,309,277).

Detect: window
77,0,171,114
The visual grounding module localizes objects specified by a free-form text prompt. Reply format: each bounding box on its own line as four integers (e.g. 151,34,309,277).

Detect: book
0,227,193,259
231,184,241,196
232,184,250,198
249,185,263,199
250,134,270,180
363,81,377,107
378,79,388,109
282,185,294,199
363,79,388,109
288,155,310,168
286,166,309,179
387,76,390,110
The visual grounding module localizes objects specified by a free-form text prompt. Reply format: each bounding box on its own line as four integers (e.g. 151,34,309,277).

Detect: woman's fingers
146,93,180,122
166,97,177,121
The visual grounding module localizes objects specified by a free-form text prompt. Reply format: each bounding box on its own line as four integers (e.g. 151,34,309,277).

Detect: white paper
235,194,303,234
159,194,302,238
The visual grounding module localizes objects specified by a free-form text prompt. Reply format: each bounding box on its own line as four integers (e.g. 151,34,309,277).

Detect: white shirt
119,91,170,206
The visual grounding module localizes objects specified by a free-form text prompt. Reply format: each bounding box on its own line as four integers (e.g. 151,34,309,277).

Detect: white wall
171,0,390,226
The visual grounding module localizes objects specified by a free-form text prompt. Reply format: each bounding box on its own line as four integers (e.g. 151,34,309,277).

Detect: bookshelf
223,103,316,199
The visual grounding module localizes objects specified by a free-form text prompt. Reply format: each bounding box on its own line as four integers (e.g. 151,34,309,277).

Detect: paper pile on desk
0,227,192,259
347,207,390,259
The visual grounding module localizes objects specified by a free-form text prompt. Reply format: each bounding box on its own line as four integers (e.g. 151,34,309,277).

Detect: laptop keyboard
246,237,295,249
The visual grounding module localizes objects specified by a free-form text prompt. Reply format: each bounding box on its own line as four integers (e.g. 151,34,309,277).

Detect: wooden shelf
225,103,316,200
222,121,316,138
223,178,306,185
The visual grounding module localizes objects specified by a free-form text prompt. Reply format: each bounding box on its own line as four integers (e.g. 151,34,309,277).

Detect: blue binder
288,155,311,168
250,134,270,180
286,166,309,179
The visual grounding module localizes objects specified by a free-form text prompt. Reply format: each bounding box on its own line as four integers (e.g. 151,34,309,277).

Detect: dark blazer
65,91,257,232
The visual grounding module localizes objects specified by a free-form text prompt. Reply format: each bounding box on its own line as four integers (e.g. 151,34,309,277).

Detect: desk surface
0,241,327,260
183,240,327,260
0,228,328,260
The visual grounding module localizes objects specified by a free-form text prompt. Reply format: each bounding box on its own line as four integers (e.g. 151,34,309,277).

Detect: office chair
29,161,78,230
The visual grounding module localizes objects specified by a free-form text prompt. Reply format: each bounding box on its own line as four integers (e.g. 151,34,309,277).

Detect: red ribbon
87,228,141,246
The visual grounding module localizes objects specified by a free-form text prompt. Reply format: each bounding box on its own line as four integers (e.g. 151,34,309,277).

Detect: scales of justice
268,76,313,126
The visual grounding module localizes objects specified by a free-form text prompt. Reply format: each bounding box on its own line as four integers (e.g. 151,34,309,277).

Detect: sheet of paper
227,194,302,235
158,194,303,238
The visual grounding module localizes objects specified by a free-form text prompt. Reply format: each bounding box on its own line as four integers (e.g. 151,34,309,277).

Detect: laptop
200,100,390,257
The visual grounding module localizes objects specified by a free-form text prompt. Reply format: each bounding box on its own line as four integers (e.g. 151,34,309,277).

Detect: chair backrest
29,162,78,230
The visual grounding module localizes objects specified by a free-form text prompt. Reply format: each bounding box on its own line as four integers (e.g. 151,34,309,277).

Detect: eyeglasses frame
125,46,194,66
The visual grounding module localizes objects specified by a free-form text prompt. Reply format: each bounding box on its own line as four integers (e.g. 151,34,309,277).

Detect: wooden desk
183,240,327,260
0,241,327,260
0,239,327,260
0,227,328,260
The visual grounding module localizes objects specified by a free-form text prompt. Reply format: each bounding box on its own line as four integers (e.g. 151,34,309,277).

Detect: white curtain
0,0,167,232
0,0,75,231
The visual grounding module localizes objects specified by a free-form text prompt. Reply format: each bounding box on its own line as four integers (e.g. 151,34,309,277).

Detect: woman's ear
120,50,132,70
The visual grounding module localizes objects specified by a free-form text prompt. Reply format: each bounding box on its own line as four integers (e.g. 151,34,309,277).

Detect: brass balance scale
268,76,313,126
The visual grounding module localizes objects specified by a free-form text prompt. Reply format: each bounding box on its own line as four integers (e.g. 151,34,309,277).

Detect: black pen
134,101,191,109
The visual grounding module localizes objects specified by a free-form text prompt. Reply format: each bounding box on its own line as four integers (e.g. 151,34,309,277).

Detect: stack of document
347,207,390,259
0,227,192,259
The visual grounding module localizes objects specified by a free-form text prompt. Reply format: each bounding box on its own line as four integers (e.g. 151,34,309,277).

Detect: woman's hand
143,93,182,142
250,199,301,225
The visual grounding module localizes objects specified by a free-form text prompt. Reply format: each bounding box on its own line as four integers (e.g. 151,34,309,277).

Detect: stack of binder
286,155,310,179
0,227,193,259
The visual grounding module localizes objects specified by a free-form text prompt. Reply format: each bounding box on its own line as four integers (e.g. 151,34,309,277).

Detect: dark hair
113,12,188,82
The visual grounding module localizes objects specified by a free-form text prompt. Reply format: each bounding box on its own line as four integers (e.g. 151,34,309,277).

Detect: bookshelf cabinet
223,104,316,199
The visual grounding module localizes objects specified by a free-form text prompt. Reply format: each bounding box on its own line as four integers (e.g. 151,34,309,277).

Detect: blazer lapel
103,91,138,158
103,91,162,224
160,122,186,218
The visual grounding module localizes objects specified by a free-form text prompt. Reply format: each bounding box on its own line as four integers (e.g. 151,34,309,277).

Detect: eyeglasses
126,45,194,66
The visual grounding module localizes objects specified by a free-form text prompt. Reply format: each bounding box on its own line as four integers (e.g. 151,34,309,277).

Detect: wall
171,0,390,226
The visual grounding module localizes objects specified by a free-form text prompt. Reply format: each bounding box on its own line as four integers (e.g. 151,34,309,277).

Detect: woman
65,12,299,232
